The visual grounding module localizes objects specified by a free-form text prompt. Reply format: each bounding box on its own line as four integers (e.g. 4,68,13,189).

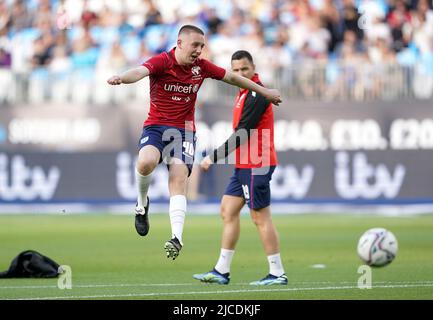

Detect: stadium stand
0,0,433,105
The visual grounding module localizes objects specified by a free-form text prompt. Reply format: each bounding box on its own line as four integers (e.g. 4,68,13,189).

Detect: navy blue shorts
138,125,196,176
224,166,276,210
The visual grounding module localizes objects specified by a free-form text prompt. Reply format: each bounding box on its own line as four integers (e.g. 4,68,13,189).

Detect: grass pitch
0,213,432,300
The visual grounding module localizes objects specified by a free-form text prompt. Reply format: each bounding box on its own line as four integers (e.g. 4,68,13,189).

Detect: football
357,228,398,267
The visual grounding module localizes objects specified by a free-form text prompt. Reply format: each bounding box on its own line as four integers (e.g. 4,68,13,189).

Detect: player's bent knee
169,172,188,185
250,207,270,226
251,214,261,226
220,213,238,224
220,206,238,222
169,163,188,182
136,159,158,175
168,171,188,194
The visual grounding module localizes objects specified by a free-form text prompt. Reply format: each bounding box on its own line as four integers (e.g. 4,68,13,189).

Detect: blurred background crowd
0,0,433,105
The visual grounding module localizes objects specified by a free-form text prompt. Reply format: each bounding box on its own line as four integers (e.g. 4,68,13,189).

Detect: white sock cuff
215,248,235,274
169,195,187,212
135,168,152,208
267,253,285,277
221,248,235,255
135,168,152,179
267,253,281,260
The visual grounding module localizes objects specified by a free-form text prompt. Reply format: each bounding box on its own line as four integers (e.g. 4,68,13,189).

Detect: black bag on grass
0,250,61,278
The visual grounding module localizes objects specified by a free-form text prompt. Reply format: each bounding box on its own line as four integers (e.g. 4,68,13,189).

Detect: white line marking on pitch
0,283,193,289
3,283,433,300
1,280,433,290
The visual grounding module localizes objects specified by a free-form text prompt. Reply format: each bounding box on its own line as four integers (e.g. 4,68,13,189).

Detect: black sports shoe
135,197,150,236
164,236,183,260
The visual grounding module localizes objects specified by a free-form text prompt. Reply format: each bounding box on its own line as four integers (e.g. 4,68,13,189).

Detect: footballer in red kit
107,25,282,261
142,48,225,131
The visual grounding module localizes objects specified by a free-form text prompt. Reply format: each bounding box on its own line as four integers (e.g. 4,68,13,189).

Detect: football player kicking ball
193,50,287,285
107,26,282,260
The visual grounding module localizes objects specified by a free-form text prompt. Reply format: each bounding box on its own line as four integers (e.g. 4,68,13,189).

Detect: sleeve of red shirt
201,59,226,80
141,53,167,75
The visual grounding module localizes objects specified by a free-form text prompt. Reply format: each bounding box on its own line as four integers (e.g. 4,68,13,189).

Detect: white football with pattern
357,228,398,267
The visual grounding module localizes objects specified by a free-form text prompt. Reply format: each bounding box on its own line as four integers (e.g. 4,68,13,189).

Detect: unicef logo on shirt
193,84,199,93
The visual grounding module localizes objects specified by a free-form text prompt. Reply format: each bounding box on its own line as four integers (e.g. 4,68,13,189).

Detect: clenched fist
200,155,213,171
264,88,282,106
107,75,122,85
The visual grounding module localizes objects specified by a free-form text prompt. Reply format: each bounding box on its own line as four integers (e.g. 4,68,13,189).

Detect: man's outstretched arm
200,90,270,171
222,71,282,106
107,66,150,85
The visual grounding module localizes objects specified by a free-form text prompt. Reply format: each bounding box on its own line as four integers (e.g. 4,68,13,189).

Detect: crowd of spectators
0,0,433,104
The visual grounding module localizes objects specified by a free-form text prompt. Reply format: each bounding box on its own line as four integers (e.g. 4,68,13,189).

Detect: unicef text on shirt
163,83,199,94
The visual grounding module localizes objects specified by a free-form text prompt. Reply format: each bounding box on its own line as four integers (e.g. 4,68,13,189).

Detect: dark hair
231,50,254,63
178,25,205,36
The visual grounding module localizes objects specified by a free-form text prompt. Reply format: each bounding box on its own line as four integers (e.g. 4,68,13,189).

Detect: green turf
0,213,432,300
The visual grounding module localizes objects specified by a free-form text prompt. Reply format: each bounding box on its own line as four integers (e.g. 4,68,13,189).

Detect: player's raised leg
135,145,160,236
249,206,287,285
164,159,189,260
193,195,244,284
